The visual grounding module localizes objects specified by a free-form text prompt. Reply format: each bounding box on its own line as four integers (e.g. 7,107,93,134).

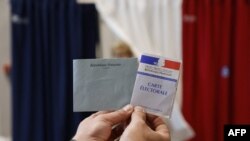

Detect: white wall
0,0,12,138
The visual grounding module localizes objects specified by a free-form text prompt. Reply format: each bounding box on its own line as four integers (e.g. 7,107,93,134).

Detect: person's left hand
72,105,133,141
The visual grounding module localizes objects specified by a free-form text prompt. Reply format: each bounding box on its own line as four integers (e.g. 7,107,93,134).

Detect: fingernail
135,106,144,112
123,104,133,112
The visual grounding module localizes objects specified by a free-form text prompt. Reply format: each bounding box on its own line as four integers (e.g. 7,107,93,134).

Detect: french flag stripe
164,60,181,70
140,55,159,65
140,55,180,70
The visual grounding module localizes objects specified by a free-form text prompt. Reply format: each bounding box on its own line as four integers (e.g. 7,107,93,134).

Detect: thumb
131,106,146,123
101,105,133,126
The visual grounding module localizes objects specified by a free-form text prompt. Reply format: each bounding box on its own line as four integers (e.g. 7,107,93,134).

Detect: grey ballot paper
73,58,138,112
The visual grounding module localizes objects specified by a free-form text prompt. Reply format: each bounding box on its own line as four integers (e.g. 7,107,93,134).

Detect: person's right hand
120,106,170,141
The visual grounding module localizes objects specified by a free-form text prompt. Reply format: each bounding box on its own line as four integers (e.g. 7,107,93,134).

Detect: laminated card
130,54,181,118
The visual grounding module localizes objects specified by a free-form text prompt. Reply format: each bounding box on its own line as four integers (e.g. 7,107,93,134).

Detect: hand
72,105,133,141
120,106,170,141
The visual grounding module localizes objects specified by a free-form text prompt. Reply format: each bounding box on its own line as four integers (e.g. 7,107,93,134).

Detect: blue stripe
137,71,177,82
140,55,159,66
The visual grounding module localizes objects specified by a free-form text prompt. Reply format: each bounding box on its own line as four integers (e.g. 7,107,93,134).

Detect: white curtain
96,0,182,58
95,0,194,140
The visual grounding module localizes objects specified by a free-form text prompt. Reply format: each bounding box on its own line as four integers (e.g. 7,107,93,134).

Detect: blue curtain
11,0,99,141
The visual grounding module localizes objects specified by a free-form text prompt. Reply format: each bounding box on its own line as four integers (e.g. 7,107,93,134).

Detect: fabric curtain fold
182,0,250,141
11,0,99,141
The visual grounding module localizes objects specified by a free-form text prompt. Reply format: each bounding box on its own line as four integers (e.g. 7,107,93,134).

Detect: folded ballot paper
131,54,181,118
73,58,137,111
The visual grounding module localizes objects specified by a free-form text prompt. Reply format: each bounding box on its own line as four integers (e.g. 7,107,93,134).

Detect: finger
131,106,146,123
151,117,169,134
101,105,133,126
91,111,112,118
146,113,158,122
108,123,126,141
146,113,158,129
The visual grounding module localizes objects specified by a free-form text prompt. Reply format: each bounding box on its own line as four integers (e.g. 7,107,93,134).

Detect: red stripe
164,60,181,70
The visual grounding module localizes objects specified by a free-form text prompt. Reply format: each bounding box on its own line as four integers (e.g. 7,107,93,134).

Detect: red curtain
182,0,250,141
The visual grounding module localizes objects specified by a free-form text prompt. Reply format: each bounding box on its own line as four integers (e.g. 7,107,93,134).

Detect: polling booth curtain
95,0,195,141
182,0,250,141
96,0,183,59
11,0,99,141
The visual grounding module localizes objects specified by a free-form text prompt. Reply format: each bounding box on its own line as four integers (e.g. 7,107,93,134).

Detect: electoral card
130,54,181,118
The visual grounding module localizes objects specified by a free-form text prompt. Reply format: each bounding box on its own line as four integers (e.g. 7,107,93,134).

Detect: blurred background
0,0,249,141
